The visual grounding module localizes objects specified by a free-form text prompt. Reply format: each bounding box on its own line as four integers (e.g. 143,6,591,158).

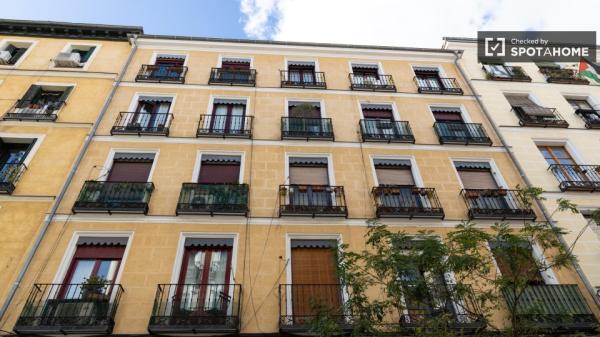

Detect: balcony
414,77,463,95
0,163,27,194
548,164,600,192
512,106,569,128
502,284,597,333
539,67,589,85
197,115,252,139
280,70,326,89
110,112,172,136
279,185,347,217
372,186,444,219
281,117,334,141
359,119,415,143
176,183,249,216
135,64,187,84
3,100,63,122
72,181,154,214
433,122,492,145
575,109,600,129
148,284,241,334
349,74,396,91
14,283,124,335
461,189,536,220
279,284,352,333
209,68,256,86
483,65,531,82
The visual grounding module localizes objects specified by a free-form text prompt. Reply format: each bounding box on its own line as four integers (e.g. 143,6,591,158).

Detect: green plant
81,275,108,295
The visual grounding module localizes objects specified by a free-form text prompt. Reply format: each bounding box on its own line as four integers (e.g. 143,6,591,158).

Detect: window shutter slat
107,161,153,182
376,168,414,185
458,170,498,189
505,95,536,107
289,166,329,185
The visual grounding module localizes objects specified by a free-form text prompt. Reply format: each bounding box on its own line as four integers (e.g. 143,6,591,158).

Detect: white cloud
240,0,600,48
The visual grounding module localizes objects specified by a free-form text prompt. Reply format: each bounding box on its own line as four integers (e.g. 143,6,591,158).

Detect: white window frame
427,104,473,123
0,132,45,167
0,39,37,68
149,52,189,66
49,42,101,71
563,94,600,111
217,55,253,68
191,150,246,183
284,152,335,185
357,100,400,121
127,92,177,114
98,148,160,182
207,95,251,116
369,155,424,187
449,157,509,189
284,98,326,117
532,139,587,166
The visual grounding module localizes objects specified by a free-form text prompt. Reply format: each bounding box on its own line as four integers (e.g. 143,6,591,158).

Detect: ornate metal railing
14,283,124,335
149,283,241,334
414,77,463,95
502,284,597,332
281,117,334,140
3,99,64,121
209,68,256,86
461,189,536,220
359,119,415,143
135,64,187,84
349,74,396,91
197,115,253,138
110,112,172,136
511,106,569,128
548,164,600,192
575,109,600,129
483,65,531,82
72,181,154,214
433,122,492,145
539,67,589,85
0,162,27,194
280,70,326,89
176,183,249,215
372,186,444,219
279,185,347,217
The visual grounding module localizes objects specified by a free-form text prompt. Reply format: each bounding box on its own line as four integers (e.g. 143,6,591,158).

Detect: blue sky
1,0,247,39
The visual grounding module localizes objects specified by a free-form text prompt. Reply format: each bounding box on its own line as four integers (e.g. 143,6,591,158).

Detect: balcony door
288,63,316,84
17,85,72,114
0,140,34,183
133,97,171,130
537,145,585,183
288,102,323,134
490,241,545,285
362,105,398,137
567,99,593,111
456,163,510,210
290,240,341,322
288,158,331,207
196,155,243,207
210,100,246,135
401,261,453,323
352,65,380,85
414,68,443,90
374,159,421,209
221,59,251,81
152,56,184,78
177,242,233,315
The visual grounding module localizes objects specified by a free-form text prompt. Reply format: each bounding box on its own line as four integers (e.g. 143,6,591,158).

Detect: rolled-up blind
289,166,328,185
376,167,414,185
457,169,498,189
107,161,153,182
198,163,240,184
505,95,536,107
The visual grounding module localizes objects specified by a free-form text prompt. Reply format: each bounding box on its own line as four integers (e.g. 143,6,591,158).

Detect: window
106,153,155,182
352,63,380,82
15,85,73,115
54,45,97,68
455,162,499,190
489,241,545,285
198,155,241,184
221,57,250,71
131,96,172,129
431,106,464,122
288,101,321,119
218,57,252,82
362,103,394,120
151,54,186,78
0,138,35,185
505,94,560,125
288,156,331,207
209,99,247,134
374,159,414,186
0,41,31,65
413,67,443,88
567,98,593,111
287,61,317,84
483,63,512,79
537,145,576,166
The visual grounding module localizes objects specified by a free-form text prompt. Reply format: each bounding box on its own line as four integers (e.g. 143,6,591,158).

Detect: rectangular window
16,85,73,113
490,241,545,285
287,61,316,83
361,104,394,119
288,101,321,118
352,64,379,78
0,139,35,184
537,145,576,165
413,66,443,89
455,162,498,189
107,153,155,182
71,46,96,63
0,42,31,65
431,107,463,122
289,157,329,185
567,99,593,111
374,159,414,186
198,155,241,184
210,99,247,133
221,58,250,70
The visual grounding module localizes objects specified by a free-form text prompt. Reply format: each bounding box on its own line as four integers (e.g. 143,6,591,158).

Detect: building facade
0,20,598,336
444,37,600,292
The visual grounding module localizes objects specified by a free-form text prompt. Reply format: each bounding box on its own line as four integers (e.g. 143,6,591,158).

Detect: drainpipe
0,35,139,322
451,50,600,308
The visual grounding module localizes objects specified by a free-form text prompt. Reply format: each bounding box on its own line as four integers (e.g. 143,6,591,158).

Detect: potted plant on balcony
81,275,109,301
465,190,479,199
496,188,508,196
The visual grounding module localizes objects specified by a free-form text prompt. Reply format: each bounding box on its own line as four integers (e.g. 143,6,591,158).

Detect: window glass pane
69,260,95,284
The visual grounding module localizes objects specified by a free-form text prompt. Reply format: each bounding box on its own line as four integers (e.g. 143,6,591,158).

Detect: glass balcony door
0,142,32,183
210,103,246,135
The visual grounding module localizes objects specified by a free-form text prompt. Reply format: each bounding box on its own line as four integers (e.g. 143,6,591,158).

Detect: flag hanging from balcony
578,58,600,83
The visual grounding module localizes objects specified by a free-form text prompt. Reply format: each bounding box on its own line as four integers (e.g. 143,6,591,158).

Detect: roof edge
0,18,143,41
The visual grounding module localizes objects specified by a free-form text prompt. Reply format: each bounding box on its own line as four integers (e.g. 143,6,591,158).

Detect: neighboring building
0,20,598,336
0,18,142,325
444,37,600,298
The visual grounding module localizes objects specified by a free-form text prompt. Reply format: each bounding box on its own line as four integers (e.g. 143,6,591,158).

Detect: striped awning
201,154,241,163
222,57,251,64
431,106,462,113
113,152,155,162
373,159,411,168
288,61,315,67
214,98,247,106
413,66,439,73
156,54,186,60
361,103,393,111
289,157,328,166
77,237,128,246
185,238,234,247
291,239,337,248
352,63,378,69
139,95,173,103
454,161,491,170
289,101,320,108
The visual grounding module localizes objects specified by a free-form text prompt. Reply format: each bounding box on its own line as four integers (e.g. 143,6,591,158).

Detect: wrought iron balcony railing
209,68,256,86
539,67,589,85
511,106,569,128
548,164,600,192
176,183,249,216
483,65,532,82
281,117,334,141
575,109,600,129
372,186,444,219
502,284,597,333
135,64,187,84
279,284,352,333
148,284,242,334
279,184,347,217
349,74,396,91
14,283,124,335
72,181,154,214
414,77,463,95
433,122,492,145
197,115,252,138
3,100,63,121
359,119,415,143
280,70,326,89
0,162,27,194
461,189,536,220
110,112,172,136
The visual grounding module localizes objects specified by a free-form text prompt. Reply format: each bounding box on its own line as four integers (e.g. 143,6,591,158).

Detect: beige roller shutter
376,168,414,185
289,166,329,185
458,170,498,189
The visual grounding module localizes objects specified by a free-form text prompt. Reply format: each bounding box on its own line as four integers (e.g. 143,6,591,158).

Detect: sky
2,0,600,48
